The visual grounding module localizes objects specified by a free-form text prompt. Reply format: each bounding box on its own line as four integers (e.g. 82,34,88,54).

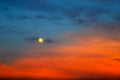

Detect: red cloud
0,24,120,79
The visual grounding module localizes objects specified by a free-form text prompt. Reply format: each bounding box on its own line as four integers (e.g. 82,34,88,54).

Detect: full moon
38,37,44,43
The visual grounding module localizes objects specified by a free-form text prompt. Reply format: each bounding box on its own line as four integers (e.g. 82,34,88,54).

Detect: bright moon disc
38,37,43,43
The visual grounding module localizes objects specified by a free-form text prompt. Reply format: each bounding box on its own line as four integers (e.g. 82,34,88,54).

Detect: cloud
48,17,63,21
5,13,32,20
66,7,109,25
45,38,57,44
113,58,120,62
35,15,47,19
35,14,63,21
0,55,120,79
0,32,120,78
24,37,57,44
24,37,39,42
65,23,120,43
93,23,120,41
18,15,32,20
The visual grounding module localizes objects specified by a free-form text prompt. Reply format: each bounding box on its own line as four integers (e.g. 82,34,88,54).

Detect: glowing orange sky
0,33,120,79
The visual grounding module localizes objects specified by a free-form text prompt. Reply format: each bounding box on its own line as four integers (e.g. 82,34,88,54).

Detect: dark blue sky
0,0,120,48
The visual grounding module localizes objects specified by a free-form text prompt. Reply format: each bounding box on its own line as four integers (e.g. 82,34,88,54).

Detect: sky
0,0,120,79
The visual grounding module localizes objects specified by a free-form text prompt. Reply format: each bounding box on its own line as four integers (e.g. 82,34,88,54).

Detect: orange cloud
0,25,120,79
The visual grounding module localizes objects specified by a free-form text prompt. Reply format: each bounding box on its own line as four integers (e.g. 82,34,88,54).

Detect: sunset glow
0,0,120,79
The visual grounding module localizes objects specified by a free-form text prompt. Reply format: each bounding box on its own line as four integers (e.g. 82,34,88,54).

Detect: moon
38,37,44,43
